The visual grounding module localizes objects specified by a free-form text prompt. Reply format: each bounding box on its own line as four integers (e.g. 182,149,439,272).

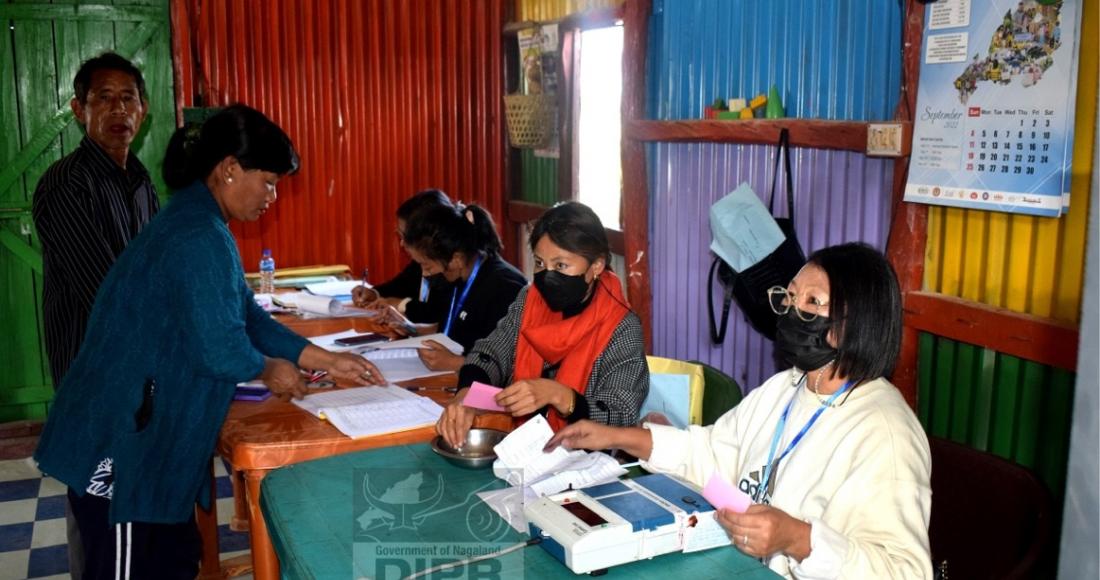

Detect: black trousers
66,489,202,580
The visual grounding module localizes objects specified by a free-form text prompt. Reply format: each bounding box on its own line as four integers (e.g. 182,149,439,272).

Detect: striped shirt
32,136,159,385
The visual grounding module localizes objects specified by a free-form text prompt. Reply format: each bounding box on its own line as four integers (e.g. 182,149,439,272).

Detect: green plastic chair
690,361,743,425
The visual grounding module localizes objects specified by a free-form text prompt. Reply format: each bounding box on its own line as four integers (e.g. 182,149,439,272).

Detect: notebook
292,385,444,439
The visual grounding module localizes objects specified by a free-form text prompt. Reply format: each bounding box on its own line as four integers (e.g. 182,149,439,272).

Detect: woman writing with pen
351,188,454,322
376,202,527,372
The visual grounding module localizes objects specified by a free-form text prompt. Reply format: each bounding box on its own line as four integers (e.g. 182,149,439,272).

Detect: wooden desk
197,316,509,580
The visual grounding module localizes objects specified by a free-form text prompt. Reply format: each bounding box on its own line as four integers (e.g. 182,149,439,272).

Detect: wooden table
196,315,509,580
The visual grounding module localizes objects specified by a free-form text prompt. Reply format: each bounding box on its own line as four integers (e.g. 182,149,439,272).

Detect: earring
226,176,233,183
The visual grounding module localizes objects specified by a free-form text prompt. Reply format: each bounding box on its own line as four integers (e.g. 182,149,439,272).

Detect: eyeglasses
767,285,829,322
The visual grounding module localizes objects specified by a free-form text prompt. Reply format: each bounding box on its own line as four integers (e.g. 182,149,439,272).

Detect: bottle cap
262,249,272,256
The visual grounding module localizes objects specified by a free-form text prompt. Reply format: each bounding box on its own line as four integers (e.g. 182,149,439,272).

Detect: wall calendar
905,0,1081,217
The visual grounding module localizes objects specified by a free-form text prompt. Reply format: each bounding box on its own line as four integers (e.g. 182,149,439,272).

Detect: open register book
359,333,464,382
292,385,443,439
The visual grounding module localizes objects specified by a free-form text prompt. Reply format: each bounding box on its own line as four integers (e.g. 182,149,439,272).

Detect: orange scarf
514,271,629,431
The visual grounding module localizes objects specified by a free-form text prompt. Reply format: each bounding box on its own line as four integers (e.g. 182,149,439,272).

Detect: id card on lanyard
755,379,854,503
443,256,483,337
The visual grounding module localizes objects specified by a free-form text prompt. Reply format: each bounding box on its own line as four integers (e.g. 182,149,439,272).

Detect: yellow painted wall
924,0,1098,324
516,0,623,21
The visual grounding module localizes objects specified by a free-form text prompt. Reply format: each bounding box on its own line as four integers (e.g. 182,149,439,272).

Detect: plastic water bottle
259,249,276,294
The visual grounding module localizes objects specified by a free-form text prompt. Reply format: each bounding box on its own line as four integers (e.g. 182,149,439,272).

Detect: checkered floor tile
0,457,251,579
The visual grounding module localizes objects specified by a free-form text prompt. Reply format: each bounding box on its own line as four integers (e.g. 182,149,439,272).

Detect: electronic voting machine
524,474,730,574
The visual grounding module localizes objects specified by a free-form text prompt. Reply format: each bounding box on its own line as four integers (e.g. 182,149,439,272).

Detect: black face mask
533,270,591,313
775,312,837,371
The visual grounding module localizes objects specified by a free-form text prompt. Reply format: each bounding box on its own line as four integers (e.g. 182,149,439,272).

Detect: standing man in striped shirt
33,52,159,388
31,52,158,580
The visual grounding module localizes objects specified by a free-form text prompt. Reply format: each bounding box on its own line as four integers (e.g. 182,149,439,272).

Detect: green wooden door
0,0,175,421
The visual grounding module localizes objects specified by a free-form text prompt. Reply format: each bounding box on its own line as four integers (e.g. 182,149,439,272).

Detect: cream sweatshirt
643,370,932,579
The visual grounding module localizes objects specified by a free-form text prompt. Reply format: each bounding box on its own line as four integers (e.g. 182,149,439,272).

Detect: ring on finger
743,534,749,547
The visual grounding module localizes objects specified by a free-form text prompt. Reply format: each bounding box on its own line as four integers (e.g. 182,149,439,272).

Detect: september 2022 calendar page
905,0,1082,217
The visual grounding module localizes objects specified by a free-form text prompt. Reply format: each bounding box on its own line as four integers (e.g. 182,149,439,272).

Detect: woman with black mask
545,243,932,580
436,202,649,448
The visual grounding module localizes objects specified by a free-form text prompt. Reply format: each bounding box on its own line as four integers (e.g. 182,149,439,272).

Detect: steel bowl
430,429,507,469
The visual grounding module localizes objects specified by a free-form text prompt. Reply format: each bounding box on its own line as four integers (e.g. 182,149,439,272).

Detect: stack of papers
491,415,626,493
292,385,443,439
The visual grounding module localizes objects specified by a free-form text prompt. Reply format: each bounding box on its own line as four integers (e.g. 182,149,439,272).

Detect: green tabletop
260,443,780,579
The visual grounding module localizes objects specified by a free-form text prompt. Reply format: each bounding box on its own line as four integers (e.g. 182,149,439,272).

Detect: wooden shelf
625,119,909,154
902,291,1079,372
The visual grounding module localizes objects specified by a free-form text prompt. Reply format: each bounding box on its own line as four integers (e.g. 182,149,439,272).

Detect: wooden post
885,0,928,408
621,0,654,348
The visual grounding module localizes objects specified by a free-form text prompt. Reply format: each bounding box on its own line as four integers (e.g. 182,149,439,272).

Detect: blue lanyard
443,256,483,336
419,277,430,302
755,378,854,503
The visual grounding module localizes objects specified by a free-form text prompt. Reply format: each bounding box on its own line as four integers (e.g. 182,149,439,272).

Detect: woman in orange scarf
436,202,649,448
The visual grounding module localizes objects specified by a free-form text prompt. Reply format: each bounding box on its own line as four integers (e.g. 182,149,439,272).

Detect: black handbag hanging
708,128,807,342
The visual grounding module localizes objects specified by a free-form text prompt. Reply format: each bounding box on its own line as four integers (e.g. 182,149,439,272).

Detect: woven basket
503,94,556,148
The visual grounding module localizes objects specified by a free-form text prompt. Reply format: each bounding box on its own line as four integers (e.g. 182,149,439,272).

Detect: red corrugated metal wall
170,0,509,280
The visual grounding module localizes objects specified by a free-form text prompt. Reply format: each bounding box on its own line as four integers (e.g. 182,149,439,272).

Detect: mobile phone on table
334,333,388,346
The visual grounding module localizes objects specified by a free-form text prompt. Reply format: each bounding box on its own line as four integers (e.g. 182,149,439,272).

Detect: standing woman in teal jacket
34,104,384,579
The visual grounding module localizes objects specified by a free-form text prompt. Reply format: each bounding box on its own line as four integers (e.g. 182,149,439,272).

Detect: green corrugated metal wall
917,332,1075,506
519,150,558,204
0,0,175,421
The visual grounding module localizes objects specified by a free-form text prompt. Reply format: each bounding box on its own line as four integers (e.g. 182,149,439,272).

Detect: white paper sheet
361,349,452,383
373,333,463,354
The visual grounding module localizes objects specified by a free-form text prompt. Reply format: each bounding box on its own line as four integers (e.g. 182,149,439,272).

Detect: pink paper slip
702,472,752,513
463,381,505,412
